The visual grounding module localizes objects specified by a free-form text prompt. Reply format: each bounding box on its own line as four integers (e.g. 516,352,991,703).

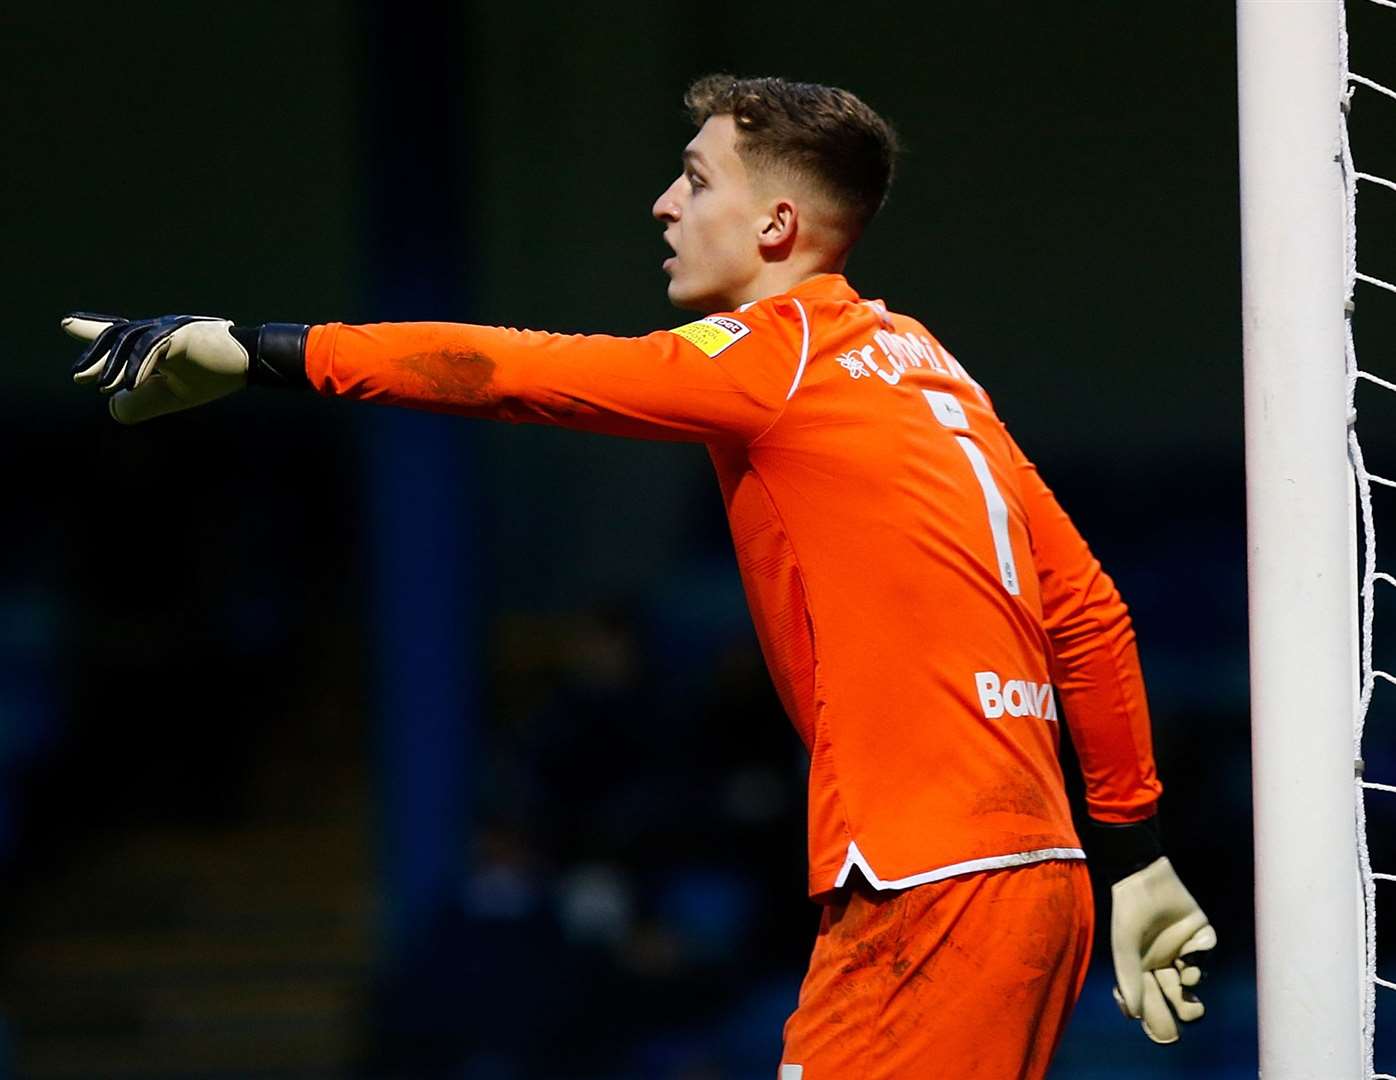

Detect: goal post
1238,1,1364,1073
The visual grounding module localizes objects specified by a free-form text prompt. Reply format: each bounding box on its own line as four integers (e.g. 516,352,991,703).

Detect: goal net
1345,1,1396,1075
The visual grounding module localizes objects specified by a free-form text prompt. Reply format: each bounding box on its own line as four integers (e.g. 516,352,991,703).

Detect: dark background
1,1,1392,1077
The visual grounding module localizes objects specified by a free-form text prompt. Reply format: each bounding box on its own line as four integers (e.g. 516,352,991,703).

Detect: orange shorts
780,858,1094,1079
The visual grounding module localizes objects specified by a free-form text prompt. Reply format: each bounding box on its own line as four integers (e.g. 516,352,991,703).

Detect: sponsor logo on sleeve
668,315,752,358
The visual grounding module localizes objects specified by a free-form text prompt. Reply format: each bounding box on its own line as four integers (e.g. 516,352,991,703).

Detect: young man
64,75,1213,1078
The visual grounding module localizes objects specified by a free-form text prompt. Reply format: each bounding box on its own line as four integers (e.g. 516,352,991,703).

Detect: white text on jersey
975,671,1058,722
835,328,986,401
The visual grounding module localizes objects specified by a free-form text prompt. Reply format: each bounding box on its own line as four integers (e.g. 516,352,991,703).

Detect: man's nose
652,179,681,222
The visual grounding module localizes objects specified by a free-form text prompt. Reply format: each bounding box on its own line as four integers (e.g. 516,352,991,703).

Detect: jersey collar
788,273,861,303
738,273,861,311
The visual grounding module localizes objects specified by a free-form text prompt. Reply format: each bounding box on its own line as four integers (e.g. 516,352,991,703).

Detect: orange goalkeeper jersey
304,273,1162,897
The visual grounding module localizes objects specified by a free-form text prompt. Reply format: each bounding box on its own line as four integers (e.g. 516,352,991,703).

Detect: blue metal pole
358,0,478,965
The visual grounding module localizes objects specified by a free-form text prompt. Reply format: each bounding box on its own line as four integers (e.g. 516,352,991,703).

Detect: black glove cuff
234,323,310,389
1087,815,1163,884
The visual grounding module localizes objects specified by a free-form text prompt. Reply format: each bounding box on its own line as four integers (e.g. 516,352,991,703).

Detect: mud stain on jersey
396,348,497,405
966,777,1050,822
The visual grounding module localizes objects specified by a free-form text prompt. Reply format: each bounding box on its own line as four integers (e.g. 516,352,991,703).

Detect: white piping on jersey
785,298,811,401
832,840,1086,891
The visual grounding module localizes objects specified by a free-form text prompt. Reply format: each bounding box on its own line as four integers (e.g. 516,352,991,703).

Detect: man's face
652,115,767,314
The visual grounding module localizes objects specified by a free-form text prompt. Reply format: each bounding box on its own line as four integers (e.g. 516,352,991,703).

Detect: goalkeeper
64,75,1214,1077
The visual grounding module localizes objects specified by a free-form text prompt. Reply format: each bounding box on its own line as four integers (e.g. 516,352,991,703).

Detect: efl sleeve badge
667,315,752,358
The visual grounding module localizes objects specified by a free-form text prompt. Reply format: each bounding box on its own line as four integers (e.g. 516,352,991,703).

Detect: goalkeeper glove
1091,817,1216,1044
64,313,308,424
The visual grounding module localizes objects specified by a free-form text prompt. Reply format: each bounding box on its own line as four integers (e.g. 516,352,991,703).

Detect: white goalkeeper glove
64,313,308,424
1110,855,1216,1044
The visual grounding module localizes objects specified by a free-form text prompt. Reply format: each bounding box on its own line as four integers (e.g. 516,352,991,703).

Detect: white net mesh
1343,2,1396,1074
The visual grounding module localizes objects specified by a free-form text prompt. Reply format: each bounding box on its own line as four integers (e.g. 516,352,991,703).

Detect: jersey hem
816,841,1087,895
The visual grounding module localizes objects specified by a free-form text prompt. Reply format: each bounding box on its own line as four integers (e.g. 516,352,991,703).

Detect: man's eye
687,172,704,189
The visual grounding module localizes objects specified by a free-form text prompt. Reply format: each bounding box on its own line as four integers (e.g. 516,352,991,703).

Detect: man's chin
665,278,722,315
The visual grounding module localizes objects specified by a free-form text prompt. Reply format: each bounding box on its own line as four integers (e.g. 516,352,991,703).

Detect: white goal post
1238,1,1364,1074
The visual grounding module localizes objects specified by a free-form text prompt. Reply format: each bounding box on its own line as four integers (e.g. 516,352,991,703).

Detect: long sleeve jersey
305,272,1162,897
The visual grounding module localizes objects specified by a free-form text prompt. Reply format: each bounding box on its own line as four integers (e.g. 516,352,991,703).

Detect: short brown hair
684,74,899,237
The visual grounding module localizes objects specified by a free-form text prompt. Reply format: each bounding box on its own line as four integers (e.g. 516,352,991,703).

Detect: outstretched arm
64,306,807,444
301,316,802,442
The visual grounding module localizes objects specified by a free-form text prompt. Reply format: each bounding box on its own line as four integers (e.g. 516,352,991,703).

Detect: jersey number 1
921,389,1021,595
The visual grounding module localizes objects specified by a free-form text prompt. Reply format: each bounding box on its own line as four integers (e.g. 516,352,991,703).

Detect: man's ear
758,198,798,254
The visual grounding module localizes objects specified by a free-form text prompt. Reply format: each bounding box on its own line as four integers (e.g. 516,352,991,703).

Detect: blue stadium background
3,1,1395,1076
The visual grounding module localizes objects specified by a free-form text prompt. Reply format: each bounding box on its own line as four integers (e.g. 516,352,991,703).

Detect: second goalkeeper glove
1092,818,1216,1045
64,313,307,424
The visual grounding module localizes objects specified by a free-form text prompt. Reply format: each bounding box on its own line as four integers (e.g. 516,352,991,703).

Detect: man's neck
733,260,844,309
